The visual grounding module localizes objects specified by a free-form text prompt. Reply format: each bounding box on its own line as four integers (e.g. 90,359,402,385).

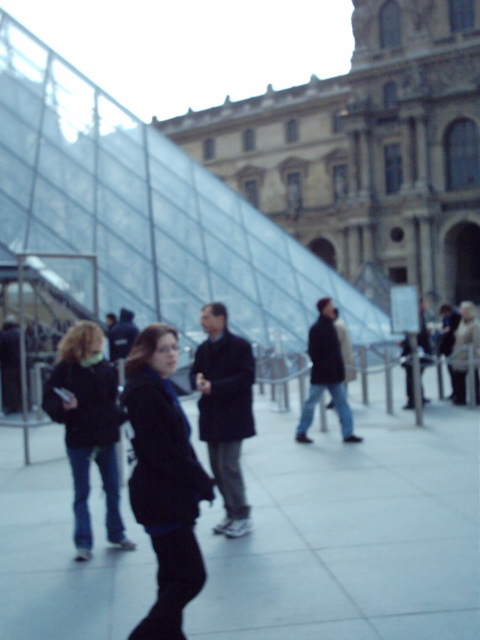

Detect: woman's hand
62,393,78,411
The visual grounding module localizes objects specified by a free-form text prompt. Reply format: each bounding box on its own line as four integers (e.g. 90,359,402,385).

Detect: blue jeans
67,444,125,550
296,383,353,439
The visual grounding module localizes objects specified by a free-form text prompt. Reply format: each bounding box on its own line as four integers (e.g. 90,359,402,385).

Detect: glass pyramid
0,9,394,353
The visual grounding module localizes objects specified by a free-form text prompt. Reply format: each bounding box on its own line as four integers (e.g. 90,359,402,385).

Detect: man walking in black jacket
295,298,363,444
190,302,256,538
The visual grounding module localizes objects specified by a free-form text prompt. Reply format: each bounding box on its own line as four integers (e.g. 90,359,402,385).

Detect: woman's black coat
189,330,256,442
121,371,214,527
42,359,121,448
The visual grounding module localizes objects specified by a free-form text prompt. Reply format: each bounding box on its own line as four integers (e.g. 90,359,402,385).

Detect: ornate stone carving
351,1,374,50
406,0,434,32
398,63,428,99
426,52,480,95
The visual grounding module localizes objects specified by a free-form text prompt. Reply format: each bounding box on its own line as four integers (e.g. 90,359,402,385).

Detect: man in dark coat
438,303,462,399
0,315,22,414
108,308,139,361
295,298,363,444
190,302,256,538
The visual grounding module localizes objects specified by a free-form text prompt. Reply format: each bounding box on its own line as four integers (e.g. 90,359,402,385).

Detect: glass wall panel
240,200,289,254
96,225,155,305
154,230,211,303
151,192,204,259
147,128,193,182
149,157,199,219
38,140,95,212
97,187,152,258
0,192,29,249
0,101,38,166
98,271,155,330
98,149,148,212
33,179,94,253
197,196,249,260
204,233,259,303
193,164,241,221
3,22,48,82
0,146,33,208
0,72,45,131
248,235,297,293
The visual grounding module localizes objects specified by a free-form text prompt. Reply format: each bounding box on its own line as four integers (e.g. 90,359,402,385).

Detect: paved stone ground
0,364,478,639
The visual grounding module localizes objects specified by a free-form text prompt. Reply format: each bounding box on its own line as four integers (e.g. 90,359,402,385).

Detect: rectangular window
243,129,255,152
287,172,302,215
384,143,403,194
286,119,299,143
203,138,215,161
244,180,259,208
450,0,474,33
333,165,349,201
389,267,407,284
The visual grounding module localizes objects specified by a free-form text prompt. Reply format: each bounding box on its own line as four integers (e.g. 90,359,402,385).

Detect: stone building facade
153,0,480,306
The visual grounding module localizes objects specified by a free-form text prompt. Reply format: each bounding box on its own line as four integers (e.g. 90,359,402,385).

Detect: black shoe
295,434,313,444
326,401,334,409
422,398,431,404
402,404,414,410
343,435,363,443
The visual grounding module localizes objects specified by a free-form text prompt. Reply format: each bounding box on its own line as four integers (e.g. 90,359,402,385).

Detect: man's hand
196,373,211,395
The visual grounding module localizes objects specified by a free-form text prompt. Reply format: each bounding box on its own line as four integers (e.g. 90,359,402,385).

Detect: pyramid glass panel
0,9,395,353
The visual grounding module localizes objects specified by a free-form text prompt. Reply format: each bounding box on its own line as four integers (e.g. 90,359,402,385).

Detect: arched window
379,0,402,49
286,119,299,143
445,119,480,191
203,138,215,161
449,0,475,33
243,128,255,152
383,81,397,109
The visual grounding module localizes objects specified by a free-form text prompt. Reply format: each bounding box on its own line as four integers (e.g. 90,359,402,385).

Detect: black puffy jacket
42,359,122,448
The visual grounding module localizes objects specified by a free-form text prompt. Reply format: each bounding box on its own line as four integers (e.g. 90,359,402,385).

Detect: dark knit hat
316,297,332,313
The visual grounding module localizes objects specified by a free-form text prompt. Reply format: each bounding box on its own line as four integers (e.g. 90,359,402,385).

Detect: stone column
358,129,371,198
348,132,359,199
400,117,414,192
349,225,361,278
404,216,420,286
418,215,434,296
362,222,374,263
343,226,351,279
414,116,429,192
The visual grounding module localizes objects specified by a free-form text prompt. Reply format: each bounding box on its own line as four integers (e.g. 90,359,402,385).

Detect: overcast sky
1,0,355,122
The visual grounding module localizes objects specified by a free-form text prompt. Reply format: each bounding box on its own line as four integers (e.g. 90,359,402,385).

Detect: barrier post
385,349,393,415
436,354,444,400
467,345,477,409
359,346,369,405
408,333,423,427
319,392,328,432
116,358,126,485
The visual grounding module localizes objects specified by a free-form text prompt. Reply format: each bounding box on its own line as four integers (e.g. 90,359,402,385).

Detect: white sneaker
75,548,92,562
224,518,253,539
212,516,233,535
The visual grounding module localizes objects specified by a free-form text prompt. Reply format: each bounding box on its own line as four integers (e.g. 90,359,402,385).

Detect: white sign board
390,285,419,334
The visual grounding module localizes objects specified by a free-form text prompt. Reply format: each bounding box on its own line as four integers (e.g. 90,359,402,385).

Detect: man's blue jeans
67,444,125,550
296,383,353,439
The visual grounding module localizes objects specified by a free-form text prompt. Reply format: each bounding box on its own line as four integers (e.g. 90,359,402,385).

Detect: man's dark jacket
439,310,461,356
122,371,214,526
190,330,256,442
109,308,139,360
308,314,345,385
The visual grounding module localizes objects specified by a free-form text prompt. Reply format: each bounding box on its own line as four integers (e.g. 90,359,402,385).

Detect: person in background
42,321,135,562
0,315,22,414
327,307,357,409
190,302,256,539
109,308,139,362
105,312,117,360
295,297,363,444
438,303,462,400
400,303,432,410
451,301,480,406
122,323,214,640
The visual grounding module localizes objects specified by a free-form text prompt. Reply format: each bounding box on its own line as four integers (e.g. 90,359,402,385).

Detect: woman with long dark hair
42,320,135,561
122,323,214,640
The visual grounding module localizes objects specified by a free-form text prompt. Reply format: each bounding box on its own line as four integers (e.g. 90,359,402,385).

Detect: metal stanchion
408,333,423,427
467,345,477,409
116,358,126,485
436,354,444,400
359,346,369,405
385,349,393,415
